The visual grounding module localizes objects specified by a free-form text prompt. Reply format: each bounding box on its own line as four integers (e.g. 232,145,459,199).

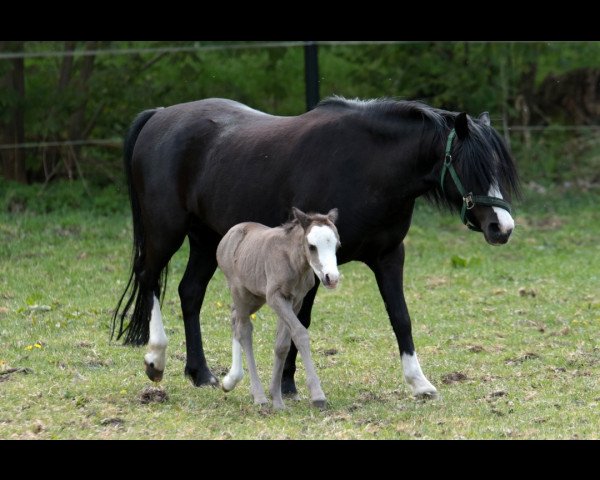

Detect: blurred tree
0,41,26,183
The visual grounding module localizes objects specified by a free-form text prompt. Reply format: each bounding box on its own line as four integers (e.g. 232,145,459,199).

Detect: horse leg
179,226,220,387
222,307,244,392
366,243,438,399
237,314,268,405
269,293,326,408
140,229,186,382
270,317,292,410
281,280,319,398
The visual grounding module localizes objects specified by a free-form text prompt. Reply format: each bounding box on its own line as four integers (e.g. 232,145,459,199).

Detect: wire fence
1,126,599,151
0,41,420,60
1,41,597,153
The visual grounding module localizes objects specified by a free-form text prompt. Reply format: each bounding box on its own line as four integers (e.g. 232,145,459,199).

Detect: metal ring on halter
463,193,475,210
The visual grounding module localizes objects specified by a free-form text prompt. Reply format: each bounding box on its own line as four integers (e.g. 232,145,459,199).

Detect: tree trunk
0,41,27,183
65,41,102,178
42,41,77,180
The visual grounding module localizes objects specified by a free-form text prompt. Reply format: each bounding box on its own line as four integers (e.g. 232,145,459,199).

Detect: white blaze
488,183,515,234
306,225,339,281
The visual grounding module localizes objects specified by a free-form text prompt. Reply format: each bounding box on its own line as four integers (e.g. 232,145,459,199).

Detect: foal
217,207,340,409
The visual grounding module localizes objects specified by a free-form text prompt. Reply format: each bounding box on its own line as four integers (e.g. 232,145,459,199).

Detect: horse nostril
325,274,330,284
488,222,501,235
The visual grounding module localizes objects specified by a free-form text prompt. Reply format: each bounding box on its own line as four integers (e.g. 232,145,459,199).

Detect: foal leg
237,316,268,405
366,243,438,399
222,308,244,392
269,293,326,408
270,318,292,410
281,280,319,398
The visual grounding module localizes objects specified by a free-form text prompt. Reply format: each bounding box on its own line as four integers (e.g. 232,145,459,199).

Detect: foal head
292,207,341,289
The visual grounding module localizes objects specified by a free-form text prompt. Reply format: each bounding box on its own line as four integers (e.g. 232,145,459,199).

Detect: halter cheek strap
440,129,513,232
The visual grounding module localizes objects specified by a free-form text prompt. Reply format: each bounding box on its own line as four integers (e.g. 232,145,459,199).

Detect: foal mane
282,212,333,234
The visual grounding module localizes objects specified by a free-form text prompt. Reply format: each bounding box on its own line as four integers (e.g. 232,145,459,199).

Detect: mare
112,96,519,398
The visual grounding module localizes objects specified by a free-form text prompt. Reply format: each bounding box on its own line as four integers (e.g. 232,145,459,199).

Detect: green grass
0,183,599,439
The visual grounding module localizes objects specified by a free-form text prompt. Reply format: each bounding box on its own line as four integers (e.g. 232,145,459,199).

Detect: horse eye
309,245,316,252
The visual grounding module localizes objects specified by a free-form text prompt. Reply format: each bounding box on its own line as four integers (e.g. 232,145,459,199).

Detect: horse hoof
414,390,439,400
144,361,164,382
281,377,298,397
312,399,327,409
185,366,219,388
254,397,269,407
222,375,238,392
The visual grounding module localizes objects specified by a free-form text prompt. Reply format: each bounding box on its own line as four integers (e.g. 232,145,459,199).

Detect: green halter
440,129,512,232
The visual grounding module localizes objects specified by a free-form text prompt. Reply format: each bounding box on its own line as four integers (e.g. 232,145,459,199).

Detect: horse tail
111,108,162,345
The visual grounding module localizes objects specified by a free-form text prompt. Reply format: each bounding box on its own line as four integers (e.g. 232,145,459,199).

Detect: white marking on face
306,225,340,288
223,338,244,391
488,183,515,234
401,352,437,396
144,295,168,371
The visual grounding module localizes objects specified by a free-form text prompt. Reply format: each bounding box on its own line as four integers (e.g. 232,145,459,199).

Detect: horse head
439,111,520,245
292,207,341,288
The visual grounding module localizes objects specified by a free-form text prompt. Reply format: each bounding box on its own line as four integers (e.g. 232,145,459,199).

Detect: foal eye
309,245,316,252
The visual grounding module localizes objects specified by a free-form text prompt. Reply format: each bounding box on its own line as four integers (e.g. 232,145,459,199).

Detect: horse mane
317,96,520,212
281,212,334,234
317,95,448,136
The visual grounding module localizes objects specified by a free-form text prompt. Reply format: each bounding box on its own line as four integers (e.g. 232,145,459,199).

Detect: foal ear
327,208,339,224
478,111,491,127
292,207,311,230
455,112,469,139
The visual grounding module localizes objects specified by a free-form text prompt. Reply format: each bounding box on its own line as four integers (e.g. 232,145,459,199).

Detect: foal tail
111,108,163,345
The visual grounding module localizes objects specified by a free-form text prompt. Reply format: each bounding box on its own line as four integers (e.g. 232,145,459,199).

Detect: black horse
113,97,519,399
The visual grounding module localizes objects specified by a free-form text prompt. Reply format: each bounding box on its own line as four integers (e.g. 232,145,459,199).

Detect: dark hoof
185,366,219,388
281,377,298,398
312,399,327,410
144,361,163,382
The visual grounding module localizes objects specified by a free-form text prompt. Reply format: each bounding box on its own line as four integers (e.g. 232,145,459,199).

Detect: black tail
111,108,165,345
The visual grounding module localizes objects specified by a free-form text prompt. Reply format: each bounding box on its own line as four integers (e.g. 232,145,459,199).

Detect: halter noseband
440,129,513,232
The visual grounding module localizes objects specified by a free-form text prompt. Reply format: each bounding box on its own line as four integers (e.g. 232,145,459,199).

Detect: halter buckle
444,154,452,166
463,193,475,210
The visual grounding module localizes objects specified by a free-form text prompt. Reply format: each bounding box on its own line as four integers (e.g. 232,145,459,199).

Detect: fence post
304,42,320,111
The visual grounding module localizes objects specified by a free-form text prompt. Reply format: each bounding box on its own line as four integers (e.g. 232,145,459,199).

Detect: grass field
0,182,598,439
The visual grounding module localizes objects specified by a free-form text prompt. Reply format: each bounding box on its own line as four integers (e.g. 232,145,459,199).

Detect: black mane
317,96,521,212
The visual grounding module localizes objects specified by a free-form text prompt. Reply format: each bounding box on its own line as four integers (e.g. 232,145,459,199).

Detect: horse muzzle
484,222,513,245
322,272,340,289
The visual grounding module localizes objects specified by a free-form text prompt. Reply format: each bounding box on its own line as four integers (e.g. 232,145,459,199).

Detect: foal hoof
221,375,238,392
413,389,439,400
144,361,164,382
185,366,219,388
311,399,327,410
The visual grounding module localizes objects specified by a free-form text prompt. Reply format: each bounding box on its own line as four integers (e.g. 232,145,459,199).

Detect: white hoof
412,384,439,399
222,373,241,392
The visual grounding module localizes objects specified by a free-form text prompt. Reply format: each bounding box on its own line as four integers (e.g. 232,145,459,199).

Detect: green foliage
3,41,600,185
0,178,127,215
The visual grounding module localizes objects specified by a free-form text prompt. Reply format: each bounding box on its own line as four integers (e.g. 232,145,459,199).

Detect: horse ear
455,112,469,139
479,111,491,127
327,208,339,224
292,207,311,230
